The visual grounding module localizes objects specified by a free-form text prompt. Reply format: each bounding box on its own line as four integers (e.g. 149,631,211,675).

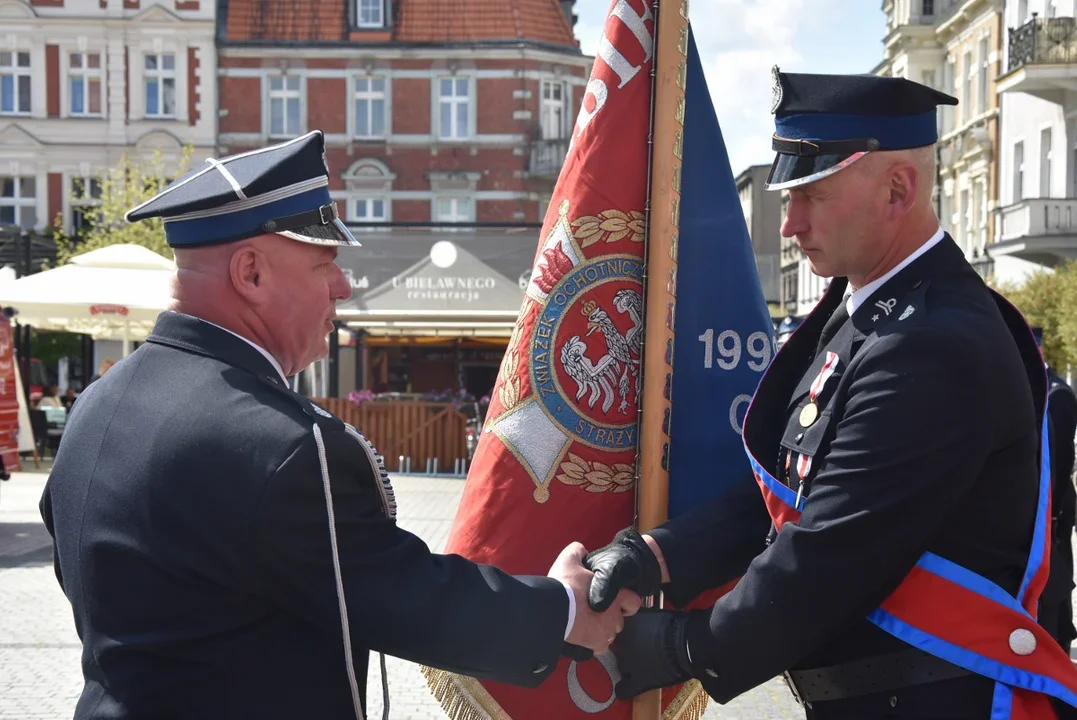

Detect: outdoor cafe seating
30,405,66,459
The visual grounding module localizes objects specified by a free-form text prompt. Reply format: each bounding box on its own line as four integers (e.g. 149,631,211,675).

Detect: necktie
816,299,850,356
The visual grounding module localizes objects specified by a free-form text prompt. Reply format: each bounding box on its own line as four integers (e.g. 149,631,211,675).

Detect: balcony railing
529,139,569,181
1008,16,1077,73
999,197,1077,241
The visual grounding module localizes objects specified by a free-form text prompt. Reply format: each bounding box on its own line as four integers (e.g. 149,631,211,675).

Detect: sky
571,0,889,176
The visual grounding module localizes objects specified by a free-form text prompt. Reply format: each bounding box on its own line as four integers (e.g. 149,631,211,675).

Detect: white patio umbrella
0,244,176,356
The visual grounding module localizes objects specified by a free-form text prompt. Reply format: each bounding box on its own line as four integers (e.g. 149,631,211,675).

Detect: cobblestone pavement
0,467,805,719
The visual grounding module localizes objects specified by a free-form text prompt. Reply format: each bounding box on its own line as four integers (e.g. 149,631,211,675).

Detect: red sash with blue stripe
742,291,1077,719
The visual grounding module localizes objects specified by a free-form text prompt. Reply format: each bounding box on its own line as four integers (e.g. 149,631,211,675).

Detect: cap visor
277,217,361,247
764,151,868,191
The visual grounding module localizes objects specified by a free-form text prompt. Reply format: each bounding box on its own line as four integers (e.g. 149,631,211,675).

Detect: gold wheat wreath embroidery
557,453,635,494
572,210,646,248
498,320,524,412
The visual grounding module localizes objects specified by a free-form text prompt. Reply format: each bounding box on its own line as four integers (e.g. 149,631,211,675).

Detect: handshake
546,528,695,700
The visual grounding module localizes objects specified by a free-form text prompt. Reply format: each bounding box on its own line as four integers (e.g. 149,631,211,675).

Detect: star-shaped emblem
872,314,879,322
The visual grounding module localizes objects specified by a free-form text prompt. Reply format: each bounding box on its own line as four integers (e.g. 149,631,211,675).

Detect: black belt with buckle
783,649,974,705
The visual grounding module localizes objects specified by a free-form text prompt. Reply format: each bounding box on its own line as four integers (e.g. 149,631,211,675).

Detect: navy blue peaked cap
765,67,958,191
125,130,359,248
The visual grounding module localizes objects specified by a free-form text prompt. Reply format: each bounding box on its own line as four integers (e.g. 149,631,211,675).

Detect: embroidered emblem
489,202,644,504
899,305,915,321
875,298,898,316
528,215,643,433
771,65,784,114
872,314,879,322
310,402,333,418
560,294,643,416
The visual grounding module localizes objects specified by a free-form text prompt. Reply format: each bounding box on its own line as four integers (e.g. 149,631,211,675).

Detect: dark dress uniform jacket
40,312,568,720
650,236,1045,717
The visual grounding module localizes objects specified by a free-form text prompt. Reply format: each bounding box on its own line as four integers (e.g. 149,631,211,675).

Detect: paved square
0,467,822,719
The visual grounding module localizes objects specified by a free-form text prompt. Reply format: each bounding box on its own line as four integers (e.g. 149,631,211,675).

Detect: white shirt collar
845,226,946,316
198,318,288,384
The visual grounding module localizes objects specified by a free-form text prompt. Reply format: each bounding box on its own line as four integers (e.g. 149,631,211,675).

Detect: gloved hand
612,609,693,700
584,527,663,612
561,642,593,662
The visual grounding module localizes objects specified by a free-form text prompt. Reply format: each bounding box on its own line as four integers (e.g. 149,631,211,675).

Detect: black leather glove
561,642,593,662
583,527,663,612
612,609,692,700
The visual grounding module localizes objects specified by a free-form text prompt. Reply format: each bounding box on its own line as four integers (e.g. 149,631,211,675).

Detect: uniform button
705,668,718,678
533,663,548,674
1009,628,1036,656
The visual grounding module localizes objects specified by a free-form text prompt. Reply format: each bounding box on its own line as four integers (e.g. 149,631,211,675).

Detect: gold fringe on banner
421,665,710,720
661,681,709,720
420,666,513,720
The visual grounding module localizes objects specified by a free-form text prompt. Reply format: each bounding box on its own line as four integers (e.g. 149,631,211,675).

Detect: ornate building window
267,75,303,138
353,76,388,139
429,171,480,225
0,177,36,228
343,159,394,224
69,52,103,117
144,53,176,118
0,52,31,115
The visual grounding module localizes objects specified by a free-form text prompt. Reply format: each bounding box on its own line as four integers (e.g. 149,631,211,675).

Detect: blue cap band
164,186,333,247
775,109,939,150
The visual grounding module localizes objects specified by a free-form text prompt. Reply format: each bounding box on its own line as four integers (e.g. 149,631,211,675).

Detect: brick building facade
0,0,216,235
216,0,592,225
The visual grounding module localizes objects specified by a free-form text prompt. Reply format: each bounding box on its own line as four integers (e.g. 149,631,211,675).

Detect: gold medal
799,402,818,427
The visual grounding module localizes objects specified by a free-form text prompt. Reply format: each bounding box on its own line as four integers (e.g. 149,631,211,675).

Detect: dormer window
357,0,385,28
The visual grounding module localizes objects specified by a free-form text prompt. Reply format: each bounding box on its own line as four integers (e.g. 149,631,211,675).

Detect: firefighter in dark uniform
1032,326,1077,659
582,72,1077,718
38,131,636,720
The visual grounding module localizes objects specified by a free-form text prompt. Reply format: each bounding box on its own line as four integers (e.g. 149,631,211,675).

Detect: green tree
992,262,1077,372
51,146,194,265
31,330,84,377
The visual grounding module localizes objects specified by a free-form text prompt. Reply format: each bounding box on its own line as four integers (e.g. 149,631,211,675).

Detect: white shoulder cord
312,423,390,720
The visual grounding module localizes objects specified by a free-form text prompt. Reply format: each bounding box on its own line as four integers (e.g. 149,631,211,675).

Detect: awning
335,226,539,335
0,244,175,354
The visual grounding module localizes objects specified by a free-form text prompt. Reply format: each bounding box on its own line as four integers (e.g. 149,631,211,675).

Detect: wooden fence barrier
311,398,470,474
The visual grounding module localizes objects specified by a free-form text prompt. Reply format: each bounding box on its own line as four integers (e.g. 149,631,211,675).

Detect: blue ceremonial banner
668,29,775,517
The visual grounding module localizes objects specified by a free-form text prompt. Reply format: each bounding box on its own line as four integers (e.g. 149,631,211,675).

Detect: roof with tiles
221,0,580,48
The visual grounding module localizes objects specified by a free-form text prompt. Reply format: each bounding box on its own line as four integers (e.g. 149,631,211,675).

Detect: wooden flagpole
634,0,690,717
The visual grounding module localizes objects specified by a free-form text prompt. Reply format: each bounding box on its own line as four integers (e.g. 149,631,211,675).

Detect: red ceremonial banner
422,0,705,717
0,318,22,473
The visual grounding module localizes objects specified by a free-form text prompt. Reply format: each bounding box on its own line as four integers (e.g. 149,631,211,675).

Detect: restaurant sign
390,275,499,304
